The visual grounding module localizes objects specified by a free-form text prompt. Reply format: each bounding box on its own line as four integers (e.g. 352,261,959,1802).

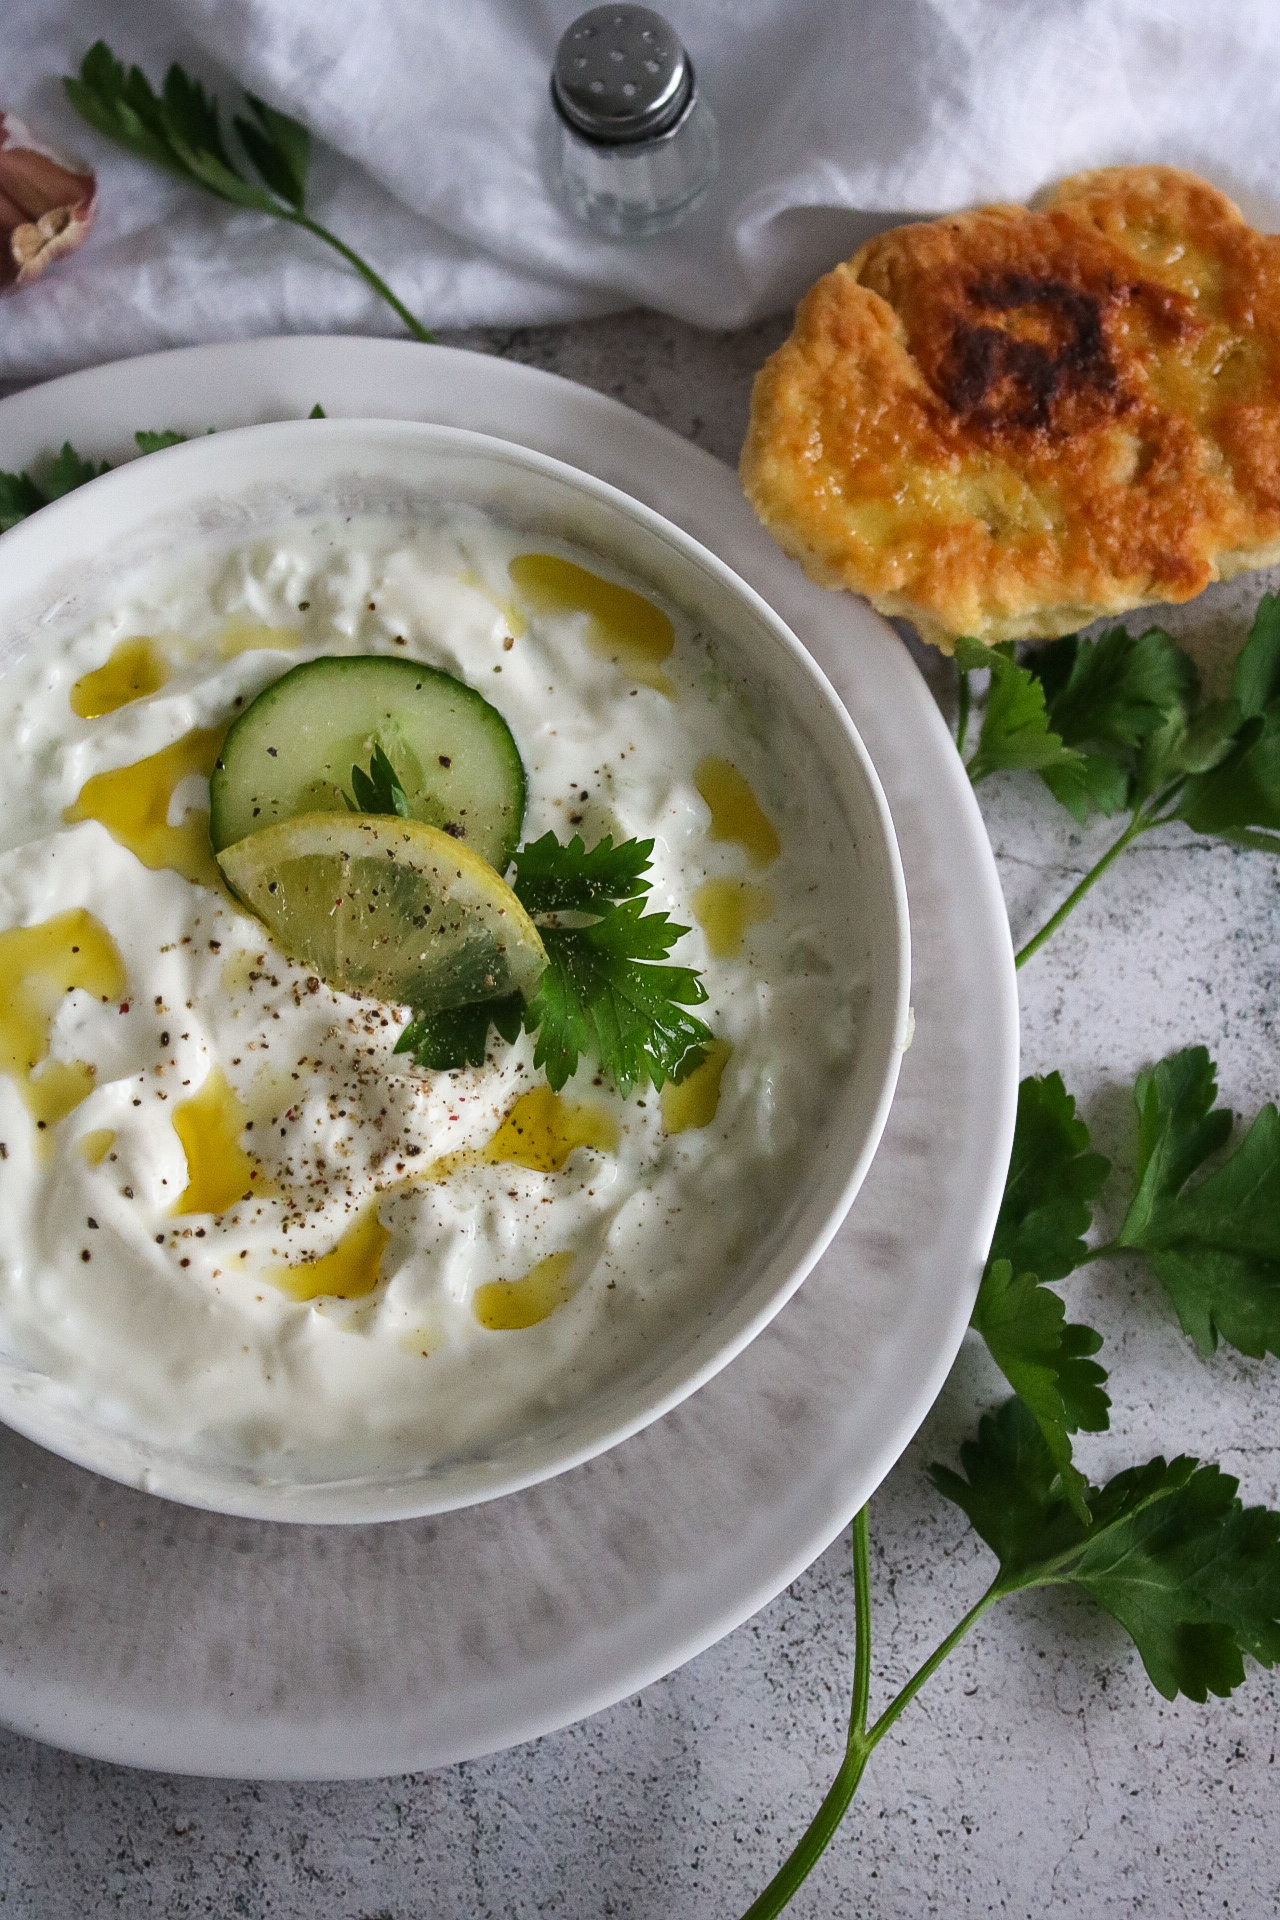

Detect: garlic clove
0,113,96,291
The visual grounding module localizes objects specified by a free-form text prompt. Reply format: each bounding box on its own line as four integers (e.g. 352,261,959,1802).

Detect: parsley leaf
0,443,111,532
510,830,651,914
1039,625,1196,756
989,1072,1111,1283
395,995,524,1072
971,1072,1112,1517
956,638,1085,784
976,598,1280,967
1133,696,1244,804
528,900,711,1095
66,42,434,343
513,836,713,1096
65,44,284,214
1027,625,1198,823
347,746,410,818
234,93,310,213
43,443,111,499
0,468,49,535
1177,592,1280,852
931,1397,1280,1702
743,1044,1280,1915
970,1262,1108,1517
1230,587,1280,721
134,429,187,454
1035,745,1131,821
62,42,181,178
1117,1047,1280,1359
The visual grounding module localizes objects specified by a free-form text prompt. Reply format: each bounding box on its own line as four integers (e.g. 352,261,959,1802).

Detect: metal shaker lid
552,7,694,146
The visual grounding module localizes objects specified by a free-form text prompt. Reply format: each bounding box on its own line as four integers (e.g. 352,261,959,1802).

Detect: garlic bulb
0,113,96,291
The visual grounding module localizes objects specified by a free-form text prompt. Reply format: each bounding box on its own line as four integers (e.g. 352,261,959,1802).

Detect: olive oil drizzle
474,1249,576,1331
70,637,169,719
171,1067,276,1216
426,1083,620,1180
65,728,227,889
692,879,774,958
509,553,676,695
660,1038,733,1134
0,910,126,1152
694,758,781,867
269,1204,390,1303
265,1086,618,1310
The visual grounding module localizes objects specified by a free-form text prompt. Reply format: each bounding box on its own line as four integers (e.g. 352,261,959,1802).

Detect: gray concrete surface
1,312,1278,1918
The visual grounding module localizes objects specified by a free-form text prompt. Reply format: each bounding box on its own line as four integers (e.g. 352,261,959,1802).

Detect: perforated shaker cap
552,6,695,147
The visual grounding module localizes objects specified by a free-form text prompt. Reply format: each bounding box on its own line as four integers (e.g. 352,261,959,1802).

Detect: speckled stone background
1,313,1278,1918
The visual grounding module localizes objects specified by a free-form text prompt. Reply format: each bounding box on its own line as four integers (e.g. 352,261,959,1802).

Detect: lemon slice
217,812,547,1012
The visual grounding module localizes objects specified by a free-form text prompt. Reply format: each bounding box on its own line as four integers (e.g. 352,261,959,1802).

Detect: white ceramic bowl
0,419,909,1522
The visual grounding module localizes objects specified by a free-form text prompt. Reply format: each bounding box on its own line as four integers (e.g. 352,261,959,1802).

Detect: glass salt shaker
551,5,719,238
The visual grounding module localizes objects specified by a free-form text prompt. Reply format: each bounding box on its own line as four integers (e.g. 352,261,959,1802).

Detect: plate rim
0,337,1018,1777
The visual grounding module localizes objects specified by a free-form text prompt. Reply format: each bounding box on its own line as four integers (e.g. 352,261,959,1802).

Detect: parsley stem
848,1506,872,1740
861,1585,1000,1750
1014,775,1193,967
955,667,972,758
738,1513,874,1920
737,1726,873,1920
286,212,436,343
1014,811,1149,969
737,1512,1000,1920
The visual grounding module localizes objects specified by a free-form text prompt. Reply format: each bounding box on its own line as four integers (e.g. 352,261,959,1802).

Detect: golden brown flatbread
741,167,1280,649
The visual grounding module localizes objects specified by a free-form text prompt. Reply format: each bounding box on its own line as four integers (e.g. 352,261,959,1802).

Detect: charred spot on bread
935,276,1122,429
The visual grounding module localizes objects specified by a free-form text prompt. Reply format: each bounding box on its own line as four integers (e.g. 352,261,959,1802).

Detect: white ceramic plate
0,339,1017,1778
0,416,909,1522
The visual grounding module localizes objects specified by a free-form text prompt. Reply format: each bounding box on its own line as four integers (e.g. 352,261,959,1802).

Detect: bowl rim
0,416,911,1523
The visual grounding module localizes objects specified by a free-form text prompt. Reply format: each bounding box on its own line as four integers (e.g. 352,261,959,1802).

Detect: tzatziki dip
0,507,865,1481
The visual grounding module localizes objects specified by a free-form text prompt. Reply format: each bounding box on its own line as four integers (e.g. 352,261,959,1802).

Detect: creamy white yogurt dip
0,507,865,1481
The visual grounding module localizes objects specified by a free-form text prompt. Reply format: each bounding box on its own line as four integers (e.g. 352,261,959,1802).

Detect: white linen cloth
4,0,1280,381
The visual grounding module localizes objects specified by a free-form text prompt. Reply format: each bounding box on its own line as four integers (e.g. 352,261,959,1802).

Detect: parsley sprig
352,778,714,1094
396,830,712,1094
0,443,109,534
0,412,324,537
739,1046,1280,1919
64,43,434,343
746,1409,1280,1917
345,744,409,819
955,595,1280,965
932,1402,1280,1702
1115,1048,1280,1359
513,832,711,1094
969,1048,1280,1507
970,1071,1111,1517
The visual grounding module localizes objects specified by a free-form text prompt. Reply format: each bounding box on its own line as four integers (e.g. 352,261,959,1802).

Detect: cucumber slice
209,656,526,872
